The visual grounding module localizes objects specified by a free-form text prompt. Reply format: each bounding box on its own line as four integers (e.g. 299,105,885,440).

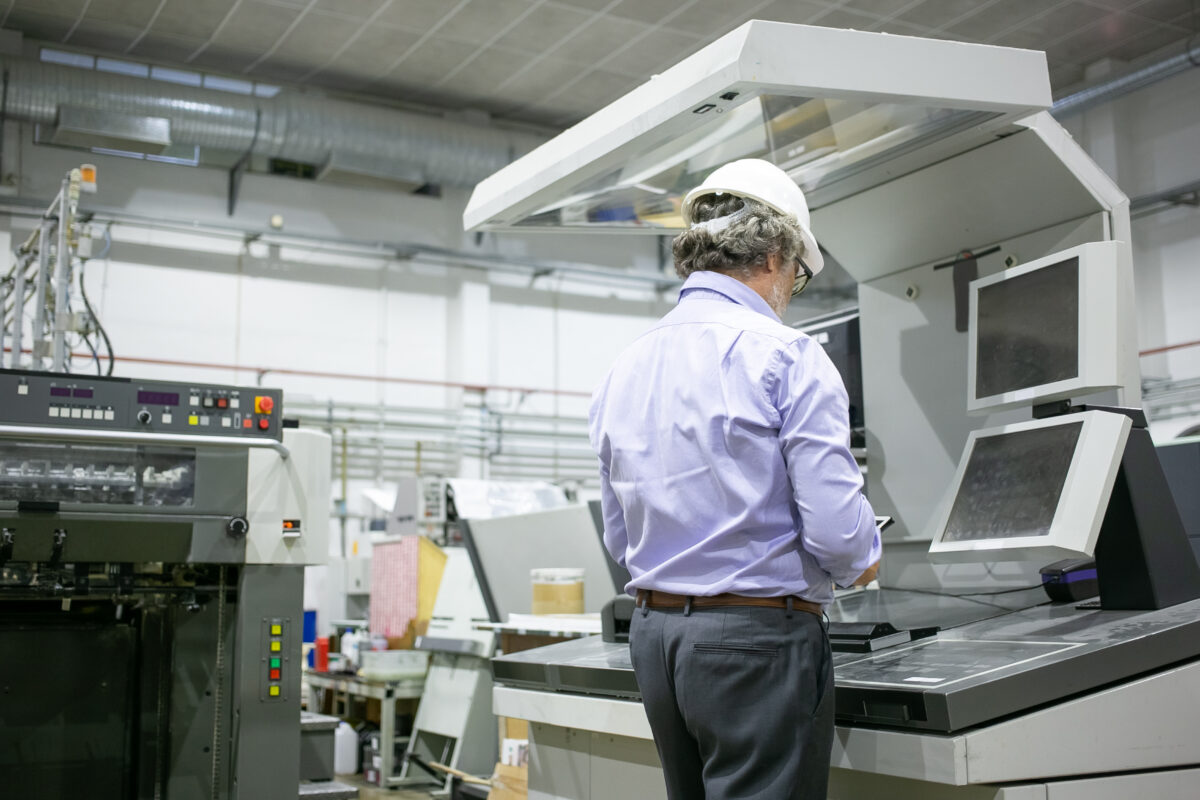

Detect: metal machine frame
397,548,498,793
464,21,1049,232
458,18,1199,800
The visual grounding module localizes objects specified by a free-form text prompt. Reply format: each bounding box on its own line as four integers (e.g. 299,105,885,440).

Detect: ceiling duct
48,105,171,153
1051,36,1200,118
1,57,546,188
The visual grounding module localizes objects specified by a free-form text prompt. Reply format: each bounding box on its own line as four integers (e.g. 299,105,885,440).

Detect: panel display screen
976,257,1079,398
49,387,71,397
72,389,94,398
942,422,1083,542
137,390,180,407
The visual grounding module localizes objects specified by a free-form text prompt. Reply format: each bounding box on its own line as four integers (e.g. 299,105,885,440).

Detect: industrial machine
397,548,497,791
393,489,582,792
464,20,1200,800
0,368,332,799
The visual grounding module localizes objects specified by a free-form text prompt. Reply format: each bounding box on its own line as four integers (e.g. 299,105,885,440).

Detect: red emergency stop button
255,396,274,414
258,418,270,430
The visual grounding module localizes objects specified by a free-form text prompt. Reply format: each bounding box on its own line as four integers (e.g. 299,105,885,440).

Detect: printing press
0,368,331,799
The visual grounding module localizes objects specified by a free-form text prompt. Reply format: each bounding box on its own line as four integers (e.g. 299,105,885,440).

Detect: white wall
1060,63,1200,440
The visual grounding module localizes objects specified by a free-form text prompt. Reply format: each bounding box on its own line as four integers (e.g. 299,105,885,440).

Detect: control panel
1,369,284,441
260,617,290,702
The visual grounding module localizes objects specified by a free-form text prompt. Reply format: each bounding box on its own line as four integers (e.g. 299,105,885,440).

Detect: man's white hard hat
680,158,824,276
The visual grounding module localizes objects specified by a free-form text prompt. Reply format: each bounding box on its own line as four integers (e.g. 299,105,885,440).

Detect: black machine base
1034,404,1200,611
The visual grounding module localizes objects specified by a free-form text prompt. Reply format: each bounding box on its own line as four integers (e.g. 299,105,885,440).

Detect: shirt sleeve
771,338,881,588
588,386,630,573
597,460,630,571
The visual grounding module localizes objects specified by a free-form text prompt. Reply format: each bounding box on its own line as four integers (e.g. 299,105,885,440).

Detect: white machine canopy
464,21,1051,234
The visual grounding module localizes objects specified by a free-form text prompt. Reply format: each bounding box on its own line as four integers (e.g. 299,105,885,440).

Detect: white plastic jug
334,721,357,775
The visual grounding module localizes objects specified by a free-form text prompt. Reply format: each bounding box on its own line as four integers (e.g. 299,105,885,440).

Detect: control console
1,369,283,440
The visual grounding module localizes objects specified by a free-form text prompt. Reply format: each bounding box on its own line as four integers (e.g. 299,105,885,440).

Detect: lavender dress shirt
588,270,881,605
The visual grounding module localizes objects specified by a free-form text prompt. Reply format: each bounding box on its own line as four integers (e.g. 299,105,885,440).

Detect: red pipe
1140,339,1200,357
2,347,594,398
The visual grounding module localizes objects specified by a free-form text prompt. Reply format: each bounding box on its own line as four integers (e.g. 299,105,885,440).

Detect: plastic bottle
334,721,358,774
315,637,329,672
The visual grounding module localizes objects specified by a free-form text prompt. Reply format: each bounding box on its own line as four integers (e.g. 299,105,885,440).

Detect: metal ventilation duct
1,58,547,188
1051,36,1200,118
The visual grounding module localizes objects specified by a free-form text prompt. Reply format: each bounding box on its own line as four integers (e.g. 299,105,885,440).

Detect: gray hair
672,194,808,280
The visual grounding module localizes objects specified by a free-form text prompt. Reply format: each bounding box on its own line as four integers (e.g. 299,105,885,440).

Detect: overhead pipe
1051,36,1200,118
0,201,682,293
78,351,593,398
1,57,546,188
1129,178,1200,218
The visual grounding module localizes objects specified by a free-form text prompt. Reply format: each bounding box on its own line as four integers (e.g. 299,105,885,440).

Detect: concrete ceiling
2,0,1196,129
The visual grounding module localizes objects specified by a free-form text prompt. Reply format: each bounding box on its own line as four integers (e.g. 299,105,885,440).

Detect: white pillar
446,277,492,479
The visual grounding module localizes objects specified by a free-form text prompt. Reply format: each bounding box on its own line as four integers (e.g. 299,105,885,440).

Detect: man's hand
852,560,881,587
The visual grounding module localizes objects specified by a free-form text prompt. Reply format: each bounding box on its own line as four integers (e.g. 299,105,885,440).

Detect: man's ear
764,251,785,275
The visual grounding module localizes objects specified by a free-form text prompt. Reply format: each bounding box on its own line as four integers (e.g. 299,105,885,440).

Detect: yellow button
270,624,282,636
270,641,281,652
269,685,280,697
188,415,199,426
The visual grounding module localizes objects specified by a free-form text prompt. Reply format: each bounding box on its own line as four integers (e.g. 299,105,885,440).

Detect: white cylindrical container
531,567,585,615
334,721,357,775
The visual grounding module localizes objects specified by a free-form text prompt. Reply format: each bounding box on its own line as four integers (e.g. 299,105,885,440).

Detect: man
588,158,881,799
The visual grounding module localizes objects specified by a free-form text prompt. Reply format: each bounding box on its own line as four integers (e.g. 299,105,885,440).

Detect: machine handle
0,424,290,459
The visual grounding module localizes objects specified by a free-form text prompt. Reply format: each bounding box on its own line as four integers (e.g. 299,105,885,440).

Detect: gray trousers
630,603,834,800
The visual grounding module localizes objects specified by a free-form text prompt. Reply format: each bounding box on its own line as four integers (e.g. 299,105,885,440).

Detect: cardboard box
503,717,528,740
487,763,527,800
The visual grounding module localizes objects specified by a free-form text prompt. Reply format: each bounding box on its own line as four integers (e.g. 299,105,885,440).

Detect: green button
270,657,281,668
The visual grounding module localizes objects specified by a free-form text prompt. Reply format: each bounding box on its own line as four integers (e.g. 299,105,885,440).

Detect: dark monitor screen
942,421,1083,542
802,314,863,443
976,257,1079,398
813,316,863,431
588,499,632,594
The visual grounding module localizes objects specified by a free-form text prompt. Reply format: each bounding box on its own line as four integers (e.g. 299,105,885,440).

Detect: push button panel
1,373,283,442
260,617,289,703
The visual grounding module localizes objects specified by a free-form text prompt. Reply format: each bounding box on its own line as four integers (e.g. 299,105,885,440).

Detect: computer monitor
928,411,1131,562
967,241,1132,414
588,499,633,594
798,311,864,445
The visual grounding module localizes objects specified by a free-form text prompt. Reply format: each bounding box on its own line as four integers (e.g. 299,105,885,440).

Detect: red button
242,419,252,429
217,397,228,409
258,418,270,430
256,396,275,414
270,668,281,680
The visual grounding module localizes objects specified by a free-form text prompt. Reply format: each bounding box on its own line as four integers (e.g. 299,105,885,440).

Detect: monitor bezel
966,241,1129,414
928,410,1131,562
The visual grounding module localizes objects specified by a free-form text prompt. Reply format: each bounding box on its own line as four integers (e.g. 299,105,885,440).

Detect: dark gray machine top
491,591,1200,733
0,369,286,564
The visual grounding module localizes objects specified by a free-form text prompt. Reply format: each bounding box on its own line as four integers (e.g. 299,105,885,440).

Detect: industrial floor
337,773,439,799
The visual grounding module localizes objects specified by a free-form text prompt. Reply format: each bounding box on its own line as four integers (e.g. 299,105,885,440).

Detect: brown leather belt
636,589,822,618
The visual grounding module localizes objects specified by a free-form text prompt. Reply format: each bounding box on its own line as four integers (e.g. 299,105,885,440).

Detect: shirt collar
679,270,780,322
